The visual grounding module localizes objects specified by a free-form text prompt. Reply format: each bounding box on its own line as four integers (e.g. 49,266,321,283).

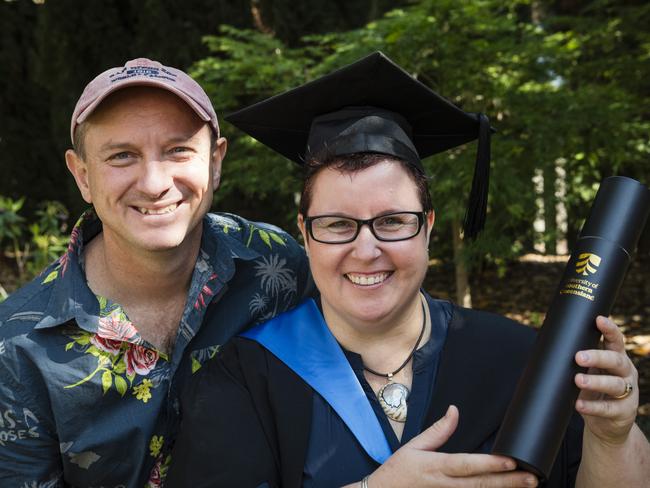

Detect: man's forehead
95,129,209,152
80,89,212,151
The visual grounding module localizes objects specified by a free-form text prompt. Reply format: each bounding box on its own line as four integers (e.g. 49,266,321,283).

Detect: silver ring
361,475,370,488
613,382,633,400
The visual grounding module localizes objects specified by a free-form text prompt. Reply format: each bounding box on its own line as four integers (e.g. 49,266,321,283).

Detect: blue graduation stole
240,298,392,464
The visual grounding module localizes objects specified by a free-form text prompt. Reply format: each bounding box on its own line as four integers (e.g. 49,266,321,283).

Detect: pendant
377,382,409,422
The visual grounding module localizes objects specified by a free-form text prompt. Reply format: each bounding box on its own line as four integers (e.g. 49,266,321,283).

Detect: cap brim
73,78,213,138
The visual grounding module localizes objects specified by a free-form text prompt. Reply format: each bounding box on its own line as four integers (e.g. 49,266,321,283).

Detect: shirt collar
35,210,261,331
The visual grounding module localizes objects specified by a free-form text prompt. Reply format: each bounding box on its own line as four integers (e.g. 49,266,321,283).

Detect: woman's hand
574,316,650,487
353,406,538,488
574,315,639,444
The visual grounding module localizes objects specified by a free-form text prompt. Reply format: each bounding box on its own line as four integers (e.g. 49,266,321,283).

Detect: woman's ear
425,210,435,245
297,214,310,255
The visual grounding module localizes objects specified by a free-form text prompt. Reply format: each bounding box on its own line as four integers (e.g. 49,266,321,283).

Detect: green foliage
25,201,69,276
192,0,649,264
1,0,648,289
0,0,398,220
0,196,25,244
191,26,319,229
0,197,68,295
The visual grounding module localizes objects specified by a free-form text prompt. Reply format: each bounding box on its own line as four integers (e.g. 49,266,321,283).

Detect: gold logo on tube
575,253,602,276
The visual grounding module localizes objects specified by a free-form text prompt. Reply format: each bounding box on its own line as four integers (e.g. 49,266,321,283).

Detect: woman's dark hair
299,152,433,216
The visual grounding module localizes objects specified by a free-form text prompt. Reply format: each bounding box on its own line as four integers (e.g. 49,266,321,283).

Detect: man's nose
136,159,172,198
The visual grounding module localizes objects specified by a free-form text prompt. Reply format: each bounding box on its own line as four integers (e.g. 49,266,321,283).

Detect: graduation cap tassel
463,113,491,240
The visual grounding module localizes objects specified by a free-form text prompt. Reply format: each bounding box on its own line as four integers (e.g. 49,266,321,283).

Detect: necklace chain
362,298,426,379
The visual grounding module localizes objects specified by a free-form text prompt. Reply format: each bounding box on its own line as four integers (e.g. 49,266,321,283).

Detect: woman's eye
314,218,356,234
327,220,354,230
377,217,404,226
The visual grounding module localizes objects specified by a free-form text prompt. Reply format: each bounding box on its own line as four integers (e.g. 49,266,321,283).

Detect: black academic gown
166,306,582,487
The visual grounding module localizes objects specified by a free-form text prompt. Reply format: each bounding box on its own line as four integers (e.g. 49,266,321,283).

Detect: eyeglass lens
310,212,421,243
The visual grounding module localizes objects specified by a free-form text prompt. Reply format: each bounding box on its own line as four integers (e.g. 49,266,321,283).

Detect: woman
166,53,649,487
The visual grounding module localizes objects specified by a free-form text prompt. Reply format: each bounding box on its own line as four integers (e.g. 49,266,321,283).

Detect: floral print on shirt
64,302,163,400
0,209,312,487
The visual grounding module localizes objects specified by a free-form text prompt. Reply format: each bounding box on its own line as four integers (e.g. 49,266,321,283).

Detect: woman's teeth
346,272,389,285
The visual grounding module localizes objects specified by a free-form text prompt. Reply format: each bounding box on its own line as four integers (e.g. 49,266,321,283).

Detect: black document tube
492,176,650,480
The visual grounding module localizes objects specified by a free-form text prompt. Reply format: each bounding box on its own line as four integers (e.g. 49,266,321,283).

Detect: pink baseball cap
70,58,219,143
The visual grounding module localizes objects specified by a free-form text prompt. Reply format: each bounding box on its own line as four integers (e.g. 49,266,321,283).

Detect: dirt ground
423,254,650,437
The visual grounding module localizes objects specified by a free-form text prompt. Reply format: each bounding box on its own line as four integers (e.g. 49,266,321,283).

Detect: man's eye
108,152,133,161
170,146,191,154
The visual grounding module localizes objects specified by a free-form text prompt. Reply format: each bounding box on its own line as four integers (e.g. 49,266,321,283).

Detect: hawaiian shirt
0,209,312,488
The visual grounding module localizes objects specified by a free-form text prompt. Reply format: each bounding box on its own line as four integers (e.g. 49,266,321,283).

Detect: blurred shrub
0,197,68,300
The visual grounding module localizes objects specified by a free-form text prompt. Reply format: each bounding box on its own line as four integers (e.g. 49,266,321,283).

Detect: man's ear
65,149,93,204
211,137,227,190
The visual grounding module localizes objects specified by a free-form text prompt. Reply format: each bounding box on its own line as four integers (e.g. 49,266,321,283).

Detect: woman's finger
575,397,632,418
595,315,626,352
575,349,632,377
575,373,633,398
438,453,517,477
408,405,459,451
456,471,539,487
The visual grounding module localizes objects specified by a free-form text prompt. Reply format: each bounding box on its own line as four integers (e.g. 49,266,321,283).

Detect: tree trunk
555,159,568,254
543,163,558,254
452,219,472,307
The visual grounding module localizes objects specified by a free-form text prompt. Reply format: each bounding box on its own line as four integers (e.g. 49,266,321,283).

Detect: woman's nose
351,224,382,260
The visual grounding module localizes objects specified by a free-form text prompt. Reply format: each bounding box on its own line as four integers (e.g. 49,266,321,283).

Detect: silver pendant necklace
363,299,426,423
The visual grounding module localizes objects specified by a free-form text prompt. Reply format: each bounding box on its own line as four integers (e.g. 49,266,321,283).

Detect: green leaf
74,334,91,346
98,295,108,312
191,356,202,374
259,229,271,248
42,270,58,284
65,341,74,351
114,375,128,396
209,345,221,359
113,360,126,374
87,345,101,357
269,232,286,246
101,370,112,394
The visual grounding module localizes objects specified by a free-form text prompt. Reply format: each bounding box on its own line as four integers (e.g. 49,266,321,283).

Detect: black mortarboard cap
226,51,492,239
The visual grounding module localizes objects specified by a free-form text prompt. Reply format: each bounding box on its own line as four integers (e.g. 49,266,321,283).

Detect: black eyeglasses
304,211,426,244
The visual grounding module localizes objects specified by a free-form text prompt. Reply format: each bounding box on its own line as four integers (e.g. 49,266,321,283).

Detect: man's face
66,87,226,256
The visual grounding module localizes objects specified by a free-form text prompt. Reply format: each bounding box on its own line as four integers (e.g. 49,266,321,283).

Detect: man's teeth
137,203,179,215
346,273,389,285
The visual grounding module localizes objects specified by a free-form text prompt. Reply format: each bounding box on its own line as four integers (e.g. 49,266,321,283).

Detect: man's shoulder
0,266,61,378
0,266,57,333
205,212,304,257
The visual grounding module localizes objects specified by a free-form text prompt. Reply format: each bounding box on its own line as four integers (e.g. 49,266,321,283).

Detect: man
0,58,311,487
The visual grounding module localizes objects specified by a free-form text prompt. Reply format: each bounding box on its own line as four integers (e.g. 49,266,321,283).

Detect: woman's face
298,160,434,329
